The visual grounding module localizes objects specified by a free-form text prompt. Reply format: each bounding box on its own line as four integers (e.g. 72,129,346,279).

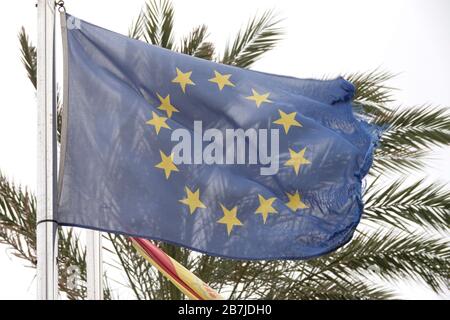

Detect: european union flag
57,14,378,260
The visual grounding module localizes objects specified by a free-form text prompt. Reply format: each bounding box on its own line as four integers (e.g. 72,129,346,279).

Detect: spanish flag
131,238,223,300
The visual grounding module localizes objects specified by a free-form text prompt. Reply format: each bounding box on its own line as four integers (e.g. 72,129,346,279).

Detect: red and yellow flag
131,238,223,300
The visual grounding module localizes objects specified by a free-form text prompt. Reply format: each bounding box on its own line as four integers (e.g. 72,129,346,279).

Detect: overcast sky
0,0,449,299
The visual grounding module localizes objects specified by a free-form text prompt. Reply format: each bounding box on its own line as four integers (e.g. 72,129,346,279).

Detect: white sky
0,0,449,299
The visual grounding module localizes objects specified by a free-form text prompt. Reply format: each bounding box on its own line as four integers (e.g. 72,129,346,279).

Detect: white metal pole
86,230,103,300
36,0,58,300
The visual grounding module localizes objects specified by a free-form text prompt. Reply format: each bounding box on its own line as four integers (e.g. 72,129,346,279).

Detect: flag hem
58,218,360,261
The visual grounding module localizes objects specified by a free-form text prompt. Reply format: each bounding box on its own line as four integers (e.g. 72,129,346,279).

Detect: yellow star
146,111,170,134
209,70,235,91
155,150,179,179
245,89,272,108
285,190,309,212
285,147,311,175
273,110,302,133
172,67,195,93
179,187,207,214
157,93,179,118
255,194,278,224
217,204,243,236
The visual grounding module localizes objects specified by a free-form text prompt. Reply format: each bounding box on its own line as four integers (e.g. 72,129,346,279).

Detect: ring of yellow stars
285,147,311,175
172,67,195,93
285,190,309,212
245,89,272,108
146,111,170,134
157,93,179,118
255,194,278,224
155,150,179,179
209,70,235,91
217,204,243,236
179,187,207,214
273,110,302,133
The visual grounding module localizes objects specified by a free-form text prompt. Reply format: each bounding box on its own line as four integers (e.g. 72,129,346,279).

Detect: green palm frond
128,9,145,39
347,69,395,103
221,10,283,68
371,105,450,174
102,275,114,300
193,42,215,61
0,172,36,264
276,279,394,300
142,0,175,49
180,25,215,60
345,70,394,133
376,105,450,150
187,255,393,299
364,178,450,232
371,148,428,175
18,27,37,89
18,31,63,143
310,231,450,293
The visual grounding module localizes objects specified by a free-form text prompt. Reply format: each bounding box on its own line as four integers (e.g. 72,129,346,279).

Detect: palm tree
1,0,448,300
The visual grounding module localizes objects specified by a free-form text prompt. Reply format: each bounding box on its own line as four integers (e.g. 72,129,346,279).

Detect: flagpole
36,0,58,300
86,230,103,300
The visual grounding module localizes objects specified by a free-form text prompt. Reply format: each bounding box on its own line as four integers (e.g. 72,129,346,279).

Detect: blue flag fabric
57,14,378,260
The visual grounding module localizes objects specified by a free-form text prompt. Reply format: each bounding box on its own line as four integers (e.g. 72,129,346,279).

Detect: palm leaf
347,69,395,103
221,10,283,68
180,25,215,60
275,279,394,300
142,0,175,49
18,27,37,89
346,69,395,116
364,178,450,232
310,231,449,293
371,148,428,175
376,105,450,150
371,105,450,174
0,172,36,264
128,9,146,39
